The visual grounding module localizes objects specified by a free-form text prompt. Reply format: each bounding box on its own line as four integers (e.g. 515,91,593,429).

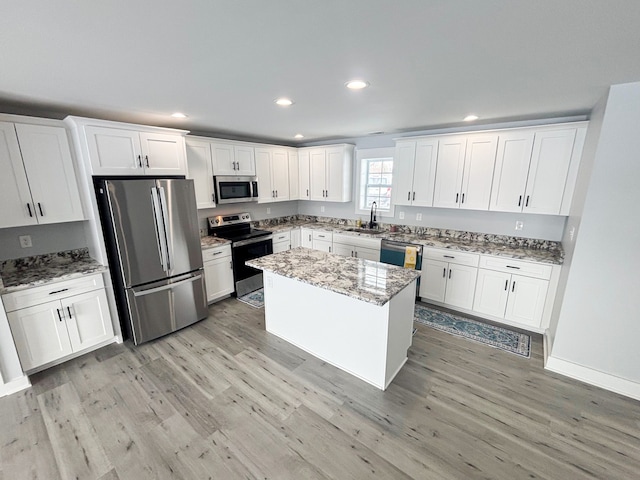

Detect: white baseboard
545,355,640,401
0,375,31,397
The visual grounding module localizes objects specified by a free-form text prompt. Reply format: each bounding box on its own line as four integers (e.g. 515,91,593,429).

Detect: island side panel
263,272,390,389
384,280,417,389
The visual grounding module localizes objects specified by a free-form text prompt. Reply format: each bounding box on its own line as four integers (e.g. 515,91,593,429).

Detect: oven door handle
233,234,273,248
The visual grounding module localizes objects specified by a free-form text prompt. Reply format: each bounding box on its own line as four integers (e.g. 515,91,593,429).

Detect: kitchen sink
345,228,384,234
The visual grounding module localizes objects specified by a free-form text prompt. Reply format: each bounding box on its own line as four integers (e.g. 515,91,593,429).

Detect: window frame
354,147,396,218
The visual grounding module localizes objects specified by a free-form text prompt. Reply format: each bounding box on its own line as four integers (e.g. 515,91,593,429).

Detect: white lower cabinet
301,228,313,248
5,274,114,372
420,259,477,310
272,231,291,253
332,233,381,261
312,230,333,253
202,245,234,303
290,228,301,248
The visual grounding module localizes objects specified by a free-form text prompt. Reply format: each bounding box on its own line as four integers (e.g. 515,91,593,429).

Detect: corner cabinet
308,144,354,202
4,273,114,372
65,117,188,176
0,119,84,228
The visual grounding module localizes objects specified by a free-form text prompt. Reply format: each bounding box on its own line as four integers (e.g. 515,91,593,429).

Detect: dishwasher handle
381,240,423,254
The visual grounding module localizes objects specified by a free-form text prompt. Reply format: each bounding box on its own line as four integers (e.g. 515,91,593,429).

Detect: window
355,147,395,217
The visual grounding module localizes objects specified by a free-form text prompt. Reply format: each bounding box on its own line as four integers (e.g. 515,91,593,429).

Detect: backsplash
0,248,90,274
256,215,561,251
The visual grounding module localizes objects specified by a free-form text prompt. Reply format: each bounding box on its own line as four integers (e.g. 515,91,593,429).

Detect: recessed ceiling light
171,112,188,118
463,114,479,121
275,98,294,106
345,80,369,90
294,134,304,139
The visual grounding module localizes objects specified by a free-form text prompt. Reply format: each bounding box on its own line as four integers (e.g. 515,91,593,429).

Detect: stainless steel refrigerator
96,178,208,345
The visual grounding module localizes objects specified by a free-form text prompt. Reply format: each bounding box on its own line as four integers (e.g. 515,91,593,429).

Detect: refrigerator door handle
157,186,172,271
151,187,168,272
133,273,203,297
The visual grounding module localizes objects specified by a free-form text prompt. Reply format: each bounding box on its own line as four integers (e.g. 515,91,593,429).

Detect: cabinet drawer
202,244,231,262
333,233,381,250
425,248,479,267
312,230,333,242
479,255,552,280
2,273,105,312
273,231,291,243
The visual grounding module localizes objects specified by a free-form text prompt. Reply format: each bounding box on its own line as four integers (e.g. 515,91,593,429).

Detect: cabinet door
460,134,498,210
255,148,274,202
272,241,290,254
419,259,447,302
0,122,36,227
444,264,477,310
332,243,354,258
288,150,299,200
309,149,326,200
393,142,416,206
211,143,236,175
355,246,380,261
505,275,549,327
433,136,466,208
186,140,215,209
140,132,186,176
203,256,234,303
16,124,84,224
290,228,301,248
473,269,510,318
64,289,114,352
299,149,311,199
313,239,333,253
300,228,313,248
523,129,577,215
234,145,256,176
7,300,73,371
271,148,290,201
325,147,350,202
85,125,144,175
489,131,535,213
412,139,438,207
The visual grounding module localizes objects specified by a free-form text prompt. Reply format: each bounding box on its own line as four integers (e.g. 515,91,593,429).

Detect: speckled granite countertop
247,247,421,306
0,249,108,295
260,221,563,265
200,236,231,249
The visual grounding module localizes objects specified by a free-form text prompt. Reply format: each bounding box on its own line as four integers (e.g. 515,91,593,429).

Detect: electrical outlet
199,228,206,237
515,221,524,231
569,226,576,241
399,211,405,220
19,235,32,248
267,207,271,214
320,206,325,213
416,213,422,221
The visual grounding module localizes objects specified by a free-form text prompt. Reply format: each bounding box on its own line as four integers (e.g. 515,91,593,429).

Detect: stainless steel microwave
214,176,259,204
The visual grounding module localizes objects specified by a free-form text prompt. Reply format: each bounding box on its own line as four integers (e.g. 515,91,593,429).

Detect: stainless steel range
207,213,273,297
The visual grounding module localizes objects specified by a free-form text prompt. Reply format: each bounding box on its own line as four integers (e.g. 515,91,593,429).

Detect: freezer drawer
125,272,207,344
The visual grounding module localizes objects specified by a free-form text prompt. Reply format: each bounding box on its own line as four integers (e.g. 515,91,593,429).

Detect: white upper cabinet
80,120,187,176
393,139,438,207
432,135,467,208
490,125,586,215
433,134,498,210
309,144,353,202
299,149,311,200
288,150,299,200
212,142,256,176
0,121,83,228
185,138,215,209
255,146,290,202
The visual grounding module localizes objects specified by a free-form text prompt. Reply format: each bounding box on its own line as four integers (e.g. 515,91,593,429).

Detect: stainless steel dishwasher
379,239,423,297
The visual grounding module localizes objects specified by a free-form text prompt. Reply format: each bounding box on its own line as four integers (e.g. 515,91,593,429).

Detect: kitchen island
247,247,420,390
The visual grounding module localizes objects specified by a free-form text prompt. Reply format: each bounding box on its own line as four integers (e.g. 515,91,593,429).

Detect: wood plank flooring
2,298,639,479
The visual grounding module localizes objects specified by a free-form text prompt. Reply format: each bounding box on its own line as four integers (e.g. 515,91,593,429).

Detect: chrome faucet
369,201,377,229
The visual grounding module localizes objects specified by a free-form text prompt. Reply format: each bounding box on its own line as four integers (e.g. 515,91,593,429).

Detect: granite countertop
200,236,232,249
246,247,421,306
260,221,563,265
0,249,108,295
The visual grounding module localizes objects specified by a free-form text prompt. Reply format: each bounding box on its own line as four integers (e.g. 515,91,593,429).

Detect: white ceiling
2,1,640,144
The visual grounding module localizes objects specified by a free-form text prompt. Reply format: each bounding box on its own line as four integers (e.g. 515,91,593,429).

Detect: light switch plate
416,213,423,221
399,211,405,219
321,206,325,213
19,235,32,248
267,207,271,214
515,221,524,231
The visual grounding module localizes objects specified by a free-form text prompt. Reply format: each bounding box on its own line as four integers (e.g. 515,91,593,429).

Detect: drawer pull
212,251,223,255
443,255,455,259
506,265,520,269
49,288,69,295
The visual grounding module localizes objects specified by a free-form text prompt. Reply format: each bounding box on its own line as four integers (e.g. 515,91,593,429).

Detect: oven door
214,176,258,204
232,236,273,296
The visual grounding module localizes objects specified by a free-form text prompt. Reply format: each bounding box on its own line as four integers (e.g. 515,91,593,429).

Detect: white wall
549,82,640,386
0,221,88,261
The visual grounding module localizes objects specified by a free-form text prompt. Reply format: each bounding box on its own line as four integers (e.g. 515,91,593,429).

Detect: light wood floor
2,298,640,479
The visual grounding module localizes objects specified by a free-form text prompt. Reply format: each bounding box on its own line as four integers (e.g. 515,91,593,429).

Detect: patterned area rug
414,304,531,358
237,288,265,308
